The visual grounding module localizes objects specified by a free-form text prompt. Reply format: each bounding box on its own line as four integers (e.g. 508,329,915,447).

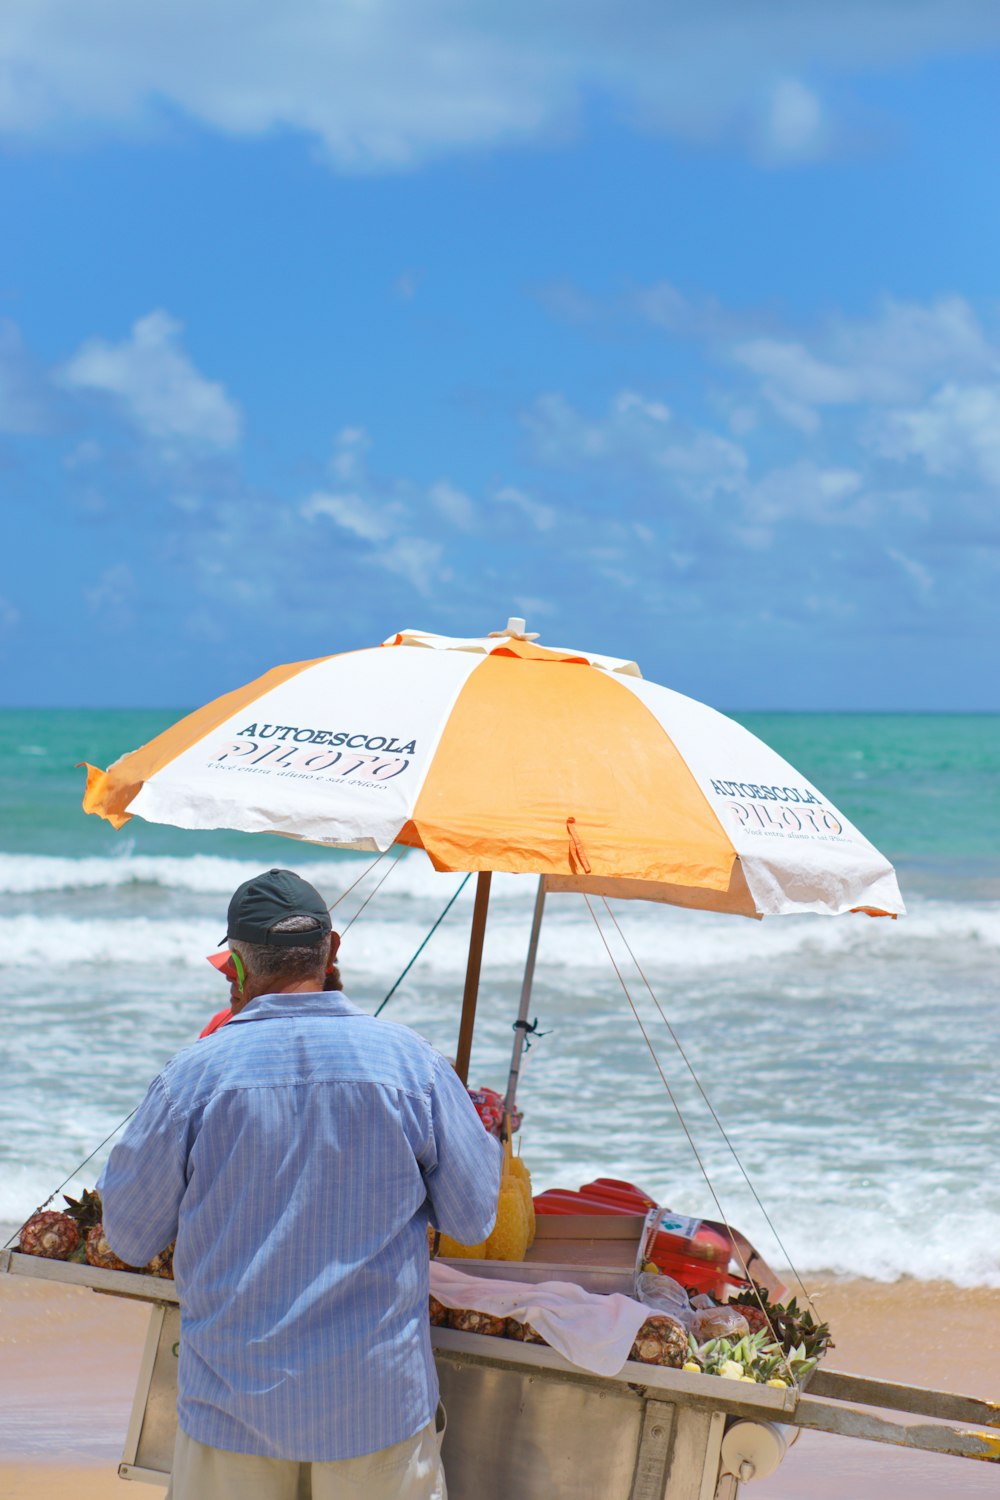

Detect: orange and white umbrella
83,622,902,921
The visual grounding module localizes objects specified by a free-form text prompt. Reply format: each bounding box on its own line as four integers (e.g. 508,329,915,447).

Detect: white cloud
63,438,102,469
747,462,866,525
494,485,556,532
527,389,748,503
2,1,998,169
330,427,371,481
429,480,476,531
301,490,392,542
731,296,998,428
0,320,50,433
0,595,20,630
887,547,934,599
758,79,826,161
84,562,136,617
393,270,421,301
633,282,763,344
301,440,451,594
379,537,446,595
874,382,1000,487
511,594,557,618
59,311,242,450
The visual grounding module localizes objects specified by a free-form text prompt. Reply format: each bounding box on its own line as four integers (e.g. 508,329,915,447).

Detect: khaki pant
166,1411,447,1500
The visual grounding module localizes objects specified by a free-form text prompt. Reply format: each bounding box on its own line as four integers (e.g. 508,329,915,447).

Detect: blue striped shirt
98,991,502,1461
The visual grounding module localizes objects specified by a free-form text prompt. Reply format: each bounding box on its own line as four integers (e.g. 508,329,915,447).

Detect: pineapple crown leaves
62,1188,102,1232
731,1283,833,1359
685,1327,818,1385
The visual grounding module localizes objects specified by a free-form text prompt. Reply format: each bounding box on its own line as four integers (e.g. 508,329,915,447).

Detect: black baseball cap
225,869,332,946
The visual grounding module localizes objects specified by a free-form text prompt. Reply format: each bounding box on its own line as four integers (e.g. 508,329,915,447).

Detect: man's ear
327,931,341,967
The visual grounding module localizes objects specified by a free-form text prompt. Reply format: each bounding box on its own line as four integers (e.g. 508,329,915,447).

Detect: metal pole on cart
504,876,546,1116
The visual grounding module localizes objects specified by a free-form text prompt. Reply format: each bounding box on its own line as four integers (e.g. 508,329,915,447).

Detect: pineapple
447,1308,507,1337
730,1286,833,1362
85,1224,140,1272
145,1243,175,1279
629,1315,688,1368
505,1317,547,1345
19,1211,79,1261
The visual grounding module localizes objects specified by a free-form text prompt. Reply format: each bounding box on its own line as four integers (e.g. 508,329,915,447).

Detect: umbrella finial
490,616,540,641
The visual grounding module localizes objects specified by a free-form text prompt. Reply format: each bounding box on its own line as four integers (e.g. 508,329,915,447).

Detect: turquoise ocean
1,710,998,1286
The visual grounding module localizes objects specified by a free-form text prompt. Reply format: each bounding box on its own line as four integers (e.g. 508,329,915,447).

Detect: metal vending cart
3,1238,998,1497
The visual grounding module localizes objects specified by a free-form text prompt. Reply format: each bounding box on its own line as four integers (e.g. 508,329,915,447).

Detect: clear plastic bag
636,1271,693,1327
689,1304,750,1342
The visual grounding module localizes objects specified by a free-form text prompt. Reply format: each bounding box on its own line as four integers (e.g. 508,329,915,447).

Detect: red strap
566,816,592,874
199,1007,233,1039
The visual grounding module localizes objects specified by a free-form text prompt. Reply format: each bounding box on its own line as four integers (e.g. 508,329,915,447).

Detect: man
199,936,342,1038
99,867,502,1500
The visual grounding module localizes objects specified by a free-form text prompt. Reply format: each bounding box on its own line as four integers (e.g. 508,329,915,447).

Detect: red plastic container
644,1210,734,1297
578,1180,658,1212
532,1184,739,1298
533,1189,638,1216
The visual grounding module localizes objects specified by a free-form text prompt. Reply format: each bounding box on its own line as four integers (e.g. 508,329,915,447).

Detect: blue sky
2,2,999,709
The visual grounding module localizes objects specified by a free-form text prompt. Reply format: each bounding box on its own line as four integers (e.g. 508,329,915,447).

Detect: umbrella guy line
598,897,818,1323
375,875,473,1017
339,850,408,935
327,847,394,915
2,1108,140,1251
582,896,795,1376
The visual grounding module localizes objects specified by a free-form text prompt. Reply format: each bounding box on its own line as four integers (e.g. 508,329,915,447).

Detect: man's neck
231,979,325,1015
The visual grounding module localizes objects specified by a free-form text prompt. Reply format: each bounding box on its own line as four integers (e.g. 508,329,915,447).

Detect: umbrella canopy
83,625,903,920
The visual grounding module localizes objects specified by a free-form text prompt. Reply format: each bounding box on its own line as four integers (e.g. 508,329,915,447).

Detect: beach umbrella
82,620,903,1076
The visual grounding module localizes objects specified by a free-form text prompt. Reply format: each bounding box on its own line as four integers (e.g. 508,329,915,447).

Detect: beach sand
1,1275,998,1498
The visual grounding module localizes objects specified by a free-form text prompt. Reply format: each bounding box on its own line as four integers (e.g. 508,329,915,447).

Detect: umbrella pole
504,877,546,1116
454,872,492,1084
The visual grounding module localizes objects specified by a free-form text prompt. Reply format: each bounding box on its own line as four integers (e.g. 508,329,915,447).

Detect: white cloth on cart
429,1262,650,1377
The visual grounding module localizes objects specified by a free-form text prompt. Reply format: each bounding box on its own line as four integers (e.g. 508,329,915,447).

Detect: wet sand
1,1274,998,1497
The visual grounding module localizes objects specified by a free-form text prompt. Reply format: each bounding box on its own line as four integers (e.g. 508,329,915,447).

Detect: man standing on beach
98,867,502,1500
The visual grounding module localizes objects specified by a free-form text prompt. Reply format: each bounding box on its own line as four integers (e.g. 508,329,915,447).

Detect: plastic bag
689,1305,750,1342
636,1271,693,1327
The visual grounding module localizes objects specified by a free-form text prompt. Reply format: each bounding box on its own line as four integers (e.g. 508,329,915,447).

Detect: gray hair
231,914,331,989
